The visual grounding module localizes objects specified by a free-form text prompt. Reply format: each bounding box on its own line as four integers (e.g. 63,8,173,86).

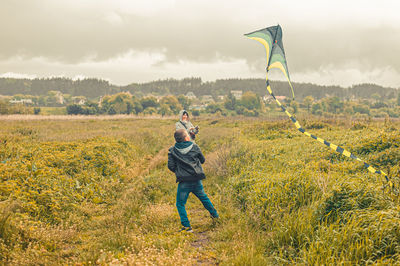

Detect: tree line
0,77,398,101
66,93,190,116
2,90,400,118
66,92,400,118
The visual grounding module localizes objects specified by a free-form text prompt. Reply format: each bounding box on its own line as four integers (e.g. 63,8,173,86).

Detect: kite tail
265,75,393,189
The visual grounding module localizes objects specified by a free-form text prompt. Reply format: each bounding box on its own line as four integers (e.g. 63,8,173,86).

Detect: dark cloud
1,0,400,85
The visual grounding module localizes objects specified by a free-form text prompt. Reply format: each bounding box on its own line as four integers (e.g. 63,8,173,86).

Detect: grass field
38,107,67,116
1,116,399,264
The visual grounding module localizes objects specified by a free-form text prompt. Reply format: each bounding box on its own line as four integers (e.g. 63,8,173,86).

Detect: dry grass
1,116,399,264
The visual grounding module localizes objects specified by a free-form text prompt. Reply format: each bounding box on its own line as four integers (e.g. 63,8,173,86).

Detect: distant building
77,99,86,105
98,96,104,107
55,91,65,104
264,95,286,103
275,95,286,101
73,97,87,105
217,95,225,101
230,90,242,99
185,91,197,99
10,99,33,104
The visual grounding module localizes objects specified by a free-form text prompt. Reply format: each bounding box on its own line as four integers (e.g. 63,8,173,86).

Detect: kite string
265,74,393,189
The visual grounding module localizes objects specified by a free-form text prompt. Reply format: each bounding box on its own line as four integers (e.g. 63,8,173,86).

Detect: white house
185,91,197,100
73,97,87,105
55,91,65,104
10,99,33,104
230,90,242,99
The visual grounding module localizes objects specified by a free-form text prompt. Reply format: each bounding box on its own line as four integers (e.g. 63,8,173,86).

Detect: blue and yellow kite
245,25,393,188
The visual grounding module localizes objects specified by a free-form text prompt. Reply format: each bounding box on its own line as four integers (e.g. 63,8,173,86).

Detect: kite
244,25,393,189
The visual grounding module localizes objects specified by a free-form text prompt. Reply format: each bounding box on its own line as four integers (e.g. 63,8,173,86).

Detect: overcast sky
1,0,400,87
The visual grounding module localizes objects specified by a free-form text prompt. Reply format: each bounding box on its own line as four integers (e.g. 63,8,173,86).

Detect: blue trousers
176,180,218,227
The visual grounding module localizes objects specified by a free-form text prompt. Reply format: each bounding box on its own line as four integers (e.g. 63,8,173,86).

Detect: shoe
210,215,219,221
211,215,220,225
179,226,193,233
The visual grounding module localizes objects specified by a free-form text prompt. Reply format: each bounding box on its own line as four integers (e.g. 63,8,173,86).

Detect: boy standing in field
167,129,219,232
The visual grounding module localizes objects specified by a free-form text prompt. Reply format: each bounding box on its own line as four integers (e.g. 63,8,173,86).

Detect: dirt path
182,198,219,265
112,144,221,265
145,146,220,265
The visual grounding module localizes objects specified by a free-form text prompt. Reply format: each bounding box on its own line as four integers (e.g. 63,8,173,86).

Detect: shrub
33,107,41,115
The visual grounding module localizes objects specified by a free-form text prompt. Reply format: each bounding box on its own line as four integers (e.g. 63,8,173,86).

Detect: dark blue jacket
167,141,206,182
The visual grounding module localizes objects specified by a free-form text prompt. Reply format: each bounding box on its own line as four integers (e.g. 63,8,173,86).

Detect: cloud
291,65,400,88
0,0,400,86
0,72,37,79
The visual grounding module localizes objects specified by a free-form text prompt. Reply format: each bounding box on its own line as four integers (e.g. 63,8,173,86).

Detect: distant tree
177,95,192,110
143,107,157,115
67,104,83,115
243,108,259,117
387,91,395,100
303,96,314,113
159,104,172,116
63,94,72,104
106,92,135,114
160,96,182,114
126,102,133,114
46,90,62,106
107,106,116,115
205,103,223,114
311,103,322,115
239,91,260,110
224,92,236,110
33,107,41,115
344,106,354,115
370,101,387,109
284,97,292,106
325,97,344,114
140,96,159,109
38,95,47,106
132,99,143,114
235,106,245,115
371,93,381,102
397,93,400,106
353,104,370,115
192,110,200,116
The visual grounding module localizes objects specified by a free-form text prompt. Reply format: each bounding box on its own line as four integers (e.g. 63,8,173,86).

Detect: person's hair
174,129,188,143
182,111,189,117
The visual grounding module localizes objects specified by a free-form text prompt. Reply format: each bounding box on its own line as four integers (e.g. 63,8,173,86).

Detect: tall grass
222,118,400,264
1,116,399,264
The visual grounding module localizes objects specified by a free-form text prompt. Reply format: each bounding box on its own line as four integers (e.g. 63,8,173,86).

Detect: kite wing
244,25,294,99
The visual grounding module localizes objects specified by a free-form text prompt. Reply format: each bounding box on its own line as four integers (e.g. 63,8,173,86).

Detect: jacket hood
179,110,190,123
174,141,193,154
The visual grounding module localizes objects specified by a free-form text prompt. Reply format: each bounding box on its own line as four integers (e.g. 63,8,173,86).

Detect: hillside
0,77,398,101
